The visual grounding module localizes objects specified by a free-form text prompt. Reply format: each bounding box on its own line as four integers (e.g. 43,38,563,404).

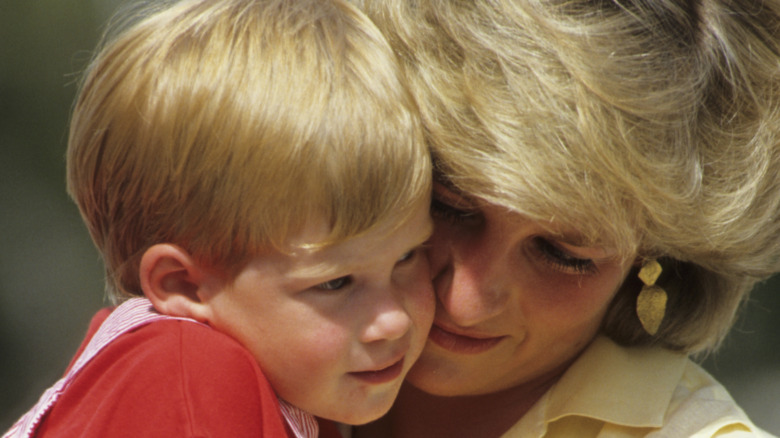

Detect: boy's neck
356,377,554,438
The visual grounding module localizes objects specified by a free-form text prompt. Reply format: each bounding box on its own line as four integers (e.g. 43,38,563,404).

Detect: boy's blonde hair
357,0,780,353
68,0,430,303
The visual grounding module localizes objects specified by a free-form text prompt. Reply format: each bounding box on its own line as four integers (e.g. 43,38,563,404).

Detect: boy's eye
397,249,415,263
532,237,597,275
315,276,352,291
430,196,481,225
395,244,427,264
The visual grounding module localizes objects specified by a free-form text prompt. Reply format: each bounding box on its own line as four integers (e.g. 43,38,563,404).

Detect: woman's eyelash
430,197,479,225
533,238,597,275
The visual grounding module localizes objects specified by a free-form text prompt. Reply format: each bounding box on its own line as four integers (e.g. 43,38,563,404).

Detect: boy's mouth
349,358,405,384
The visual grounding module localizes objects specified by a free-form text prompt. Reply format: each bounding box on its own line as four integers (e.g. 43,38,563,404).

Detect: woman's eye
315,276,352,291
430,196,481,225
532,237,597,275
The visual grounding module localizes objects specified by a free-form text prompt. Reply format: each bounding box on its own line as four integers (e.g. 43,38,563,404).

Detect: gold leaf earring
636,259,667,336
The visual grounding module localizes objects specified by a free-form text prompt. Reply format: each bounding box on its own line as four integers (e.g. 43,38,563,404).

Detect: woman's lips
349,358,405,384
428,324,505,354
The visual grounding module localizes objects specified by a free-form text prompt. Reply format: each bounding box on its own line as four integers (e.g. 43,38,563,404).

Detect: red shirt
6,301,342,437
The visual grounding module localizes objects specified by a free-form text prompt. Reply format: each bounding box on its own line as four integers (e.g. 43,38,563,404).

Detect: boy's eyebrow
285,218,433,281
286,261,347,281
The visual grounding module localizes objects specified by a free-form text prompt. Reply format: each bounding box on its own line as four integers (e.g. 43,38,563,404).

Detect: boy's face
205,197,434,424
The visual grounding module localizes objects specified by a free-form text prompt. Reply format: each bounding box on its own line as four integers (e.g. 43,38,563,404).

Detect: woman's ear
139,243,218,323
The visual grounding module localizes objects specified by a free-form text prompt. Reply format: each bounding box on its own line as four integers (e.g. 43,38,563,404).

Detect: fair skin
141,197,435,425
357,182,635,437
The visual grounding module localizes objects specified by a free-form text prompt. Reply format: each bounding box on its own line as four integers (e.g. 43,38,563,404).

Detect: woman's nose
429,226,512,327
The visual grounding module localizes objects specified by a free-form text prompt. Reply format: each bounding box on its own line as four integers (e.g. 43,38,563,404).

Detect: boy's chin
316,391,397,426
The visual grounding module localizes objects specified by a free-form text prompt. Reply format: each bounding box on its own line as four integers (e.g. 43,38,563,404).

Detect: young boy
3,0,433,436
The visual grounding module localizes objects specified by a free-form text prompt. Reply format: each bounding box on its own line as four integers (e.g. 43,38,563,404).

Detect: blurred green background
1,0,778,434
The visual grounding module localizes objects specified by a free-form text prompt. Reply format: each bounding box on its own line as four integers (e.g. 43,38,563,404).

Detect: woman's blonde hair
357,0,780,353
68,0,429,303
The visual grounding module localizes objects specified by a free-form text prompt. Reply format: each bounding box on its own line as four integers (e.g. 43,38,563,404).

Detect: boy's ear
139,244,218,323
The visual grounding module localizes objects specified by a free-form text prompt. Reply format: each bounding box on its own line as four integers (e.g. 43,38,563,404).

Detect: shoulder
658,360,773,437
39,318,289,437
80,317,268,394
538,337,770,438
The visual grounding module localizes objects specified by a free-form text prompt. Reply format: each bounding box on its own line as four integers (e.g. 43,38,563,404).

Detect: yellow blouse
501,336,774,437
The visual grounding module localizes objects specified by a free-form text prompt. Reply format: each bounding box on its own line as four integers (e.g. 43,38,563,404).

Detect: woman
353,0,780,436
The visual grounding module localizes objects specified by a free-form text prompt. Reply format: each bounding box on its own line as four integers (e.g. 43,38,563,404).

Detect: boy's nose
359,290,413,343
